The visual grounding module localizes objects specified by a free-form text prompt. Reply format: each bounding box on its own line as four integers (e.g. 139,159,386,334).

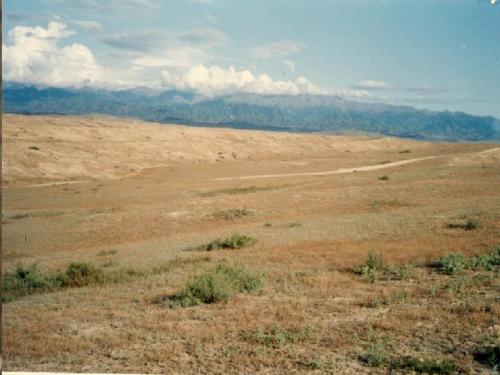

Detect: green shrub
366,251,383,271
390,356,459,374
469,246,500,270
432,253,467,274
355,251,383,283
378,175,389,181
464,218,479,231
198,233,256,251
446,218,479,231
2,264,50,300
60,262,104,287
363,338,387,367
432,247,499,274
165,263,263,308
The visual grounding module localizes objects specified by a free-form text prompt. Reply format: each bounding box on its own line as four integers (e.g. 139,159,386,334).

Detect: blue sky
3,0,500,117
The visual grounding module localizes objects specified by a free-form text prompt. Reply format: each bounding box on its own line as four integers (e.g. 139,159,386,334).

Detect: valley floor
2,115,499,373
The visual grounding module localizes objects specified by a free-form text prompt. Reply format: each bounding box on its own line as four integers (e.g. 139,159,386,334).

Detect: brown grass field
2,114,499,374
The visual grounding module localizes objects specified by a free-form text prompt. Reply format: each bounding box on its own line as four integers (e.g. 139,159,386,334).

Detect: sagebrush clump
163,262,263,308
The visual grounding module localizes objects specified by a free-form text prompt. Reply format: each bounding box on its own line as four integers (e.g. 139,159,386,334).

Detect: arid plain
2,114,499,373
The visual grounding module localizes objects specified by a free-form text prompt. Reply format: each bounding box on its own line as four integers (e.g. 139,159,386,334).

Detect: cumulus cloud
2,21,105,88
160,64,329,96
251,41,304,60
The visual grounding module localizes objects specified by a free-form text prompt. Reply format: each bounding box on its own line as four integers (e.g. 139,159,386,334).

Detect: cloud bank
2,21,104,88
161,65,329,96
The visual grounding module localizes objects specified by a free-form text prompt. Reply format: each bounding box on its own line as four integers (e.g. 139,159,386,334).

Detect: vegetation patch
431,247,499,274
446,218,479,231
2,264,53,301
58,262,104,287
378,175,389,181
370,290,410,307
212,208,252,220
288,222,302,228
361,336,389,367
3,256,212,301
29,145,40,150
194,233,257,251
389,356,459,374
473,345,500,368
355,252,415,282
241,325,314,348
159,262,263,308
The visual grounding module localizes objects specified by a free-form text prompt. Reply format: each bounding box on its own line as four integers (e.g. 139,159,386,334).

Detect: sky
3,0,500,117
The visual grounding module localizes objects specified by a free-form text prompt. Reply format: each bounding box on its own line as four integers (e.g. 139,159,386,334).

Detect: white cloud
161,64,329,96
336,89,376,99
251,41,304,60
2,21,105,88
353,80,389,90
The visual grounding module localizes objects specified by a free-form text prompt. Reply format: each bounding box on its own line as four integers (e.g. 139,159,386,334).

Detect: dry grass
2,114,500,373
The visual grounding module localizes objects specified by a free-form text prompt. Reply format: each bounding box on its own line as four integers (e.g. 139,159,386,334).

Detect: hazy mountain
3,83,499,141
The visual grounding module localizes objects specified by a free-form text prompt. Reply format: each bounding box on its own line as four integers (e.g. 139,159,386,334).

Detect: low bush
355,251,383,282
432,253,467,274
164,262,263,308
431,247,499,274
446,218,479,231
2,264,51,300
197,233,256,251
378,175,389,181
3,261,105,301
60,262,104,287
363,338,388,367
355,252,416,283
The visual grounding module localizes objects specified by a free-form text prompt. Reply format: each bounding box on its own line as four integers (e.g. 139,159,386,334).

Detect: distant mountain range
3,82,500,141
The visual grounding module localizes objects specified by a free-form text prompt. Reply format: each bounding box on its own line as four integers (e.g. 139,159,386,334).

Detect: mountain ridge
3,83,499,141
